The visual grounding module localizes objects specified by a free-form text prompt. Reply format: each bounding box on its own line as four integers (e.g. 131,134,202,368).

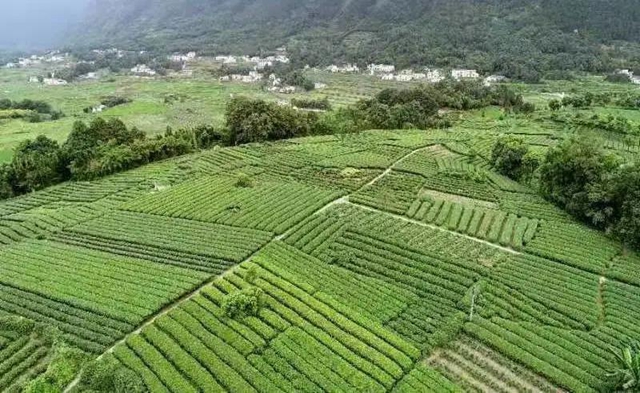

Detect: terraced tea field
0,125,638,392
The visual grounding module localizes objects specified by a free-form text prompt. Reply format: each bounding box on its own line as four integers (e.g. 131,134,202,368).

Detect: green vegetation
72,0,640,80
0,99,63,123
608,341,640,392
3,46,640,393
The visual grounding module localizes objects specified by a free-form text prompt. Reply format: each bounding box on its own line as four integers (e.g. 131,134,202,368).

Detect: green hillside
72,0,640,79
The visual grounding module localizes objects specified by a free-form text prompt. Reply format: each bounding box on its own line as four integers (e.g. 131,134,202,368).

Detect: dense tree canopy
70,0,640,79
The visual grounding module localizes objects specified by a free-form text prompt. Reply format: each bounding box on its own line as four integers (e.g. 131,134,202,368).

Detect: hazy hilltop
70,0,640,78
0,0,89,50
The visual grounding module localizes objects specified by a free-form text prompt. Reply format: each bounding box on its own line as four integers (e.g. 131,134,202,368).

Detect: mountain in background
71,0,640,79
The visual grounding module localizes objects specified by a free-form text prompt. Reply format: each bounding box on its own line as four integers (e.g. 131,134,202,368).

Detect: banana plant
609,341,640,391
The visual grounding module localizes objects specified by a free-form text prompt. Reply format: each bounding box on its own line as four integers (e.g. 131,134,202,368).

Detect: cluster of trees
353,81,532,130
491,136,540,182
291,97,332,111
0,118,224,199
52,61,99,82
0,98,64,122
550,92,640,111
83,96,132,113
280,69,315,92
493,135,640,249
227,82,530,144
605,73,633,84
260,63,316,91
550,113,640,136
548,92,612,110
226,97,320,144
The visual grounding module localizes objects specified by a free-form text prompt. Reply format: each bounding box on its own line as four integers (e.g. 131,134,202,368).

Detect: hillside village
3,46,515,91
11,46,639,95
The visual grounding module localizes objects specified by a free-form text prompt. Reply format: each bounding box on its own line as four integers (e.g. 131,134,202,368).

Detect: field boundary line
346,200,521,255
280,145,432,240
63,237,275,392
359,145,431,191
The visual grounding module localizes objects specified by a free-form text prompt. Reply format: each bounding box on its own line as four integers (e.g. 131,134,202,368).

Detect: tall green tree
11,136,63,193
539,137,620,227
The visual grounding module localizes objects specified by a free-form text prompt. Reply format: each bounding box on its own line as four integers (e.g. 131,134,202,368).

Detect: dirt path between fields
347,201,520,255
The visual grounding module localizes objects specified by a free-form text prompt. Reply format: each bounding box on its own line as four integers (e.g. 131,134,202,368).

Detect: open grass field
0,111,639,391
0,67,406,163
0,65,271,162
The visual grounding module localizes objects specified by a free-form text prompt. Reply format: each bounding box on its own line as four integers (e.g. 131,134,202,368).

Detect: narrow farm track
363,145,432,191
347,200,521,255
284,145,432,238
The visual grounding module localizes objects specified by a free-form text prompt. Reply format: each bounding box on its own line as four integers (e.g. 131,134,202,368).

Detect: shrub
235,172,253,188
222,287,264,318
100,96,132,108
79,356,146,393
291,97,332,110
24,345,88,393
491,135,539,181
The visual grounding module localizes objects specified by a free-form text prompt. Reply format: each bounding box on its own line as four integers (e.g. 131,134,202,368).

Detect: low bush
222,287,264,318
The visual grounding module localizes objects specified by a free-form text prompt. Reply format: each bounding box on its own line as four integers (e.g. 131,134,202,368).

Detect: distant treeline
0,99,64,122
0,80,529,200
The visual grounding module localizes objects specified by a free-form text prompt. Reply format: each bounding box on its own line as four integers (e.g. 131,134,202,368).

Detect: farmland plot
0,240,208,353
0,129,639,392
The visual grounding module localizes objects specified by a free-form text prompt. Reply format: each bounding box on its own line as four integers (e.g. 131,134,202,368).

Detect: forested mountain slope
72,0,640,78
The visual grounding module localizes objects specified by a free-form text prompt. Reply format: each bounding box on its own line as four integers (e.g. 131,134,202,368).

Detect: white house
28,76,40,83
632,76,640,85
255,60,273,70
314,83,327,90
230,71,263,83
278,86,296,94
484,75,507,85
171,52,198,62
92,105,107,113
617,69,634,77
215,55,237,64
451,69,480,80
170,54,187,62
43,78,68,86
5,63,16,69
425,68,445,83
131,64,156,76
395,74,414,82
326,64,359,73
19,58,35,67
381,74,395,81
368,64,395,74
219,75,231,82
